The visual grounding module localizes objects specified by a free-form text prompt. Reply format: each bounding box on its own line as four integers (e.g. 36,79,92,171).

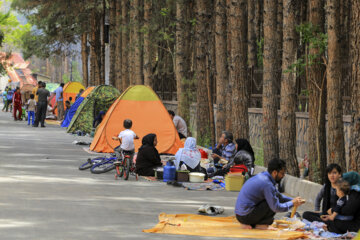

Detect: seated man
211,131,236,166
168,110,187,139
235,158,305,229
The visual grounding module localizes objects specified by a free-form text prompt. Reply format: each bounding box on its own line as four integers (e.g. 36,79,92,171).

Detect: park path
0,110,244,240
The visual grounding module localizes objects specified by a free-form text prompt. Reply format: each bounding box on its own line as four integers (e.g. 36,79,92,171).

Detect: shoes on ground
198,204,224,216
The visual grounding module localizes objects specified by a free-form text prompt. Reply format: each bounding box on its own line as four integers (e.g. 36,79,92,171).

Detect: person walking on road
12,87,22,121
55,83,65,120
2,87,8,112
33,82,50,128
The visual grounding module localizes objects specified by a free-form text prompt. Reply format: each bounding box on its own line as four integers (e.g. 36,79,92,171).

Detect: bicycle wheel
91,160,116,174
123,158,131,180
79,157,104,170
116,164,124,178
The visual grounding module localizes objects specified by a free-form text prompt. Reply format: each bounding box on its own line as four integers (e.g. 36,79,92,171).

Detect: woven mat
143,213,307,239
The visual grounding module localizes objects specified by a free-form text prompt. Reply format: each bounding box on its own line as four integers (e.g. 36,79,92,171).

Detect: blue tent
61,87,94,127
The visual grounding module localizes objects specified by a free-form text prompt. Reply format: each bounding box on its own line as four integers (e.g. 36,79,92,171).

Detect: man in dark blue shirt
235,158,305,229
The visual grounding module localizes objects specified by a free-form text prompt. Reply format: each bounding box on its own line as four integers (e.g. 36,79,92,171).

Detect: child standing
27,94,36,125
112,119,139,161
321,179,353,221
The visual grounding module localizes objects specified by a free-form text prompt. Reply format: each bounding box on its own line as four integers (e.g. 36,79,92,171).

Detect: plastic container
189,172,205,182
163,160,176,182
176,170,190,182
225,173,245,191
155,167,164,180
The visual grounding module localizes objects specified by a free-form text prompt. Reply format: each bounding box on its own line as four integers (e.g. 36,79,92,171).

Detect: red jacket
13,91,22,106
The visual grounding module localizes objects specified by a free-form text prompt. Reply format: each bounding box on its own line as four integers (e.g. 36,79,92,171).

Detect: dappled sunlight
0,219,36,228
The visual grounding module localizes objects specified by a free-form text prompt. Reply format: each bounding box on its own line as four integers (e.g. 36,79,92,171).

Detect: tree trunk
225,0,232,132
326,0,345,169
109,0,117,87
276,0,283,95
130,0,143,85
100,0,106,84
262,0,279,164
279,0,299,177
143,0,152,87
350,0,360,171
308,0,327,183
215,0,227,140
248,0,256,69
90,6,102,86
176,0,191,126
81,33,89,87
229,0,249,139
115,0,122,90
195,0,210,145
121,0,130,91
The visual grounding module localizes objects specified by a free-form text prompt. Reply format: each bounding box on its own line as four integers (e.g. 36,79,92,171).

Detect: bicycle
78,154,117,174
114,150,138,181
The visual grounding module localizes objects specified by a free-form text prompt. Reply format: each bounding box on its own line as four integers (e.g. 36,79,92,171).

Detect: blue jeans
28,111,35,125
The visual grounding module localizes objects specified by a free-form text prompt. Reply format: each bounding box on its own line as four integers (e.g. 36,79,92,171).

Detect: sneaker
41,125,46,128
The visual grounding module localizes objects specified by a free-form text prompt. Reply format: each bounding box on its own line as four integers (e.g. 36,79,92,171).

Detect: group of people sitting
234,159,360,234
110,112,360,235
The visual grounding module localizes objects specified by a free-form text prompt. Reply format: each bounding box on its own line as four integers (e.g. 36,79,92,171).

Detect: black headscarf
139,133,156,151
235,139,255,159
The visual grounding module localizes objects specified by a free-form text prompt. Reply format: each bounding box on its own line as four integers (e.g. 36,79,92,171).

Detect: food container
155,168,164,180
189,172,205,183
176,170,190,182
225,173,245,191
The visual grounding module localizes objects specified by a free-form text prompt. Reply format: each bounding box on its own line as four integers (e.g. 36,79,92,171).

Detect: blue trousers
28,111,35,125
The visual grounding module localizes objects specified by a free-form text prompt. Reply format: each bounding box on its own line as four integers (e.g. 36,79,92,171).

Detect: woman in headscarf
303,164,342,223
174,137,202,172
232,139,255,174
93,111,105,128
135,133,162,176
208,138,255,177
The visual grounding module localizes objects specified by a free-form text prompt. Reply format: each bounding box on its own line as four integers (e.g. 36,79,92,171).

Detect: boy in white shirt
112,119,139,160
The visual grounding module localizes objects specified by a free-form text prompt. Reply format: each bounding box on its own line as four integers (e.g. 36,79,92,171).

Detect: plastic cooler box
225,173,245,191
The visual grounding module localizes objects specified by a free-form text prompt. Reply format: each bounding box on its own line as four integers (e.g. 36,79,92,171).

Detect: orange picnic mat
143,213,307,239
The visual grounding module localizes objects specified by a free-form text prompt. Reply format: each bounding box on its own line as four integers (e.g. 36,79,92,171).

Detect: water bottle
163,160,176,182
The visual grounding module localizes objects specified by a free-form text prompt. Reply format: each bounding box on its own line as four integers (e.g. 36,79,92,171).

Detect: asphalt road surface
0,109,312,240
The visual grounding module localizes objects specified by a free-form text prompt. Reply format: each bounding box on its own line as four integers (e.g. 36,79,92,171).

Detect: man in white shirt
168,110,187,139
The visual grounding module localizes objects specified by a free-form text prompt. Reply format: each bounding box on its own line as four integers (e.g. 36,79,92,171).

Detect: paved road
0,110,313,239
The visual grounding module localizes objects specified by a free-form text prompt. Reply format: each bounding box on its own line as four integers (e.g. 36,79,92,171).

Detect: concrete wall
163,101,352,165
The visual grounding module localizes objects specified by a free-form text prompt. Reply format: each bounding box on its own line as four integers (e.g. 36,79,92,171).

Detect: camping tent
89,85,183,154
63,82,85,102
46,83,60,93
50,82,85,114
67,85,120,134
61,86,95,128
20,84,34,103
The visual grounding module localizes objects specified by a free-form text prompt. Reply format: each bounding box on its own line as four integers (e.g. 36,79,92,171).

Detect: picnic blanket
143,213,307,239
45,119,61,125
182,182,225,191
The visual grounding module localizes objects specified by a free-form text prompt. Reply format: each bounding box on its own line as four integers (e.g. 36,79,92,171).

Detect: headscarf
174,137,201,170
235,139,255,158
235,139,255,167
139,133,156,151
343,171,360,192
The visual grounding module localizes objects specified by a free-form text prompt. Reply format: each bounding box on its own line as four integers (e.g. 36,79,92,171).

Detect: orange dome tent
90,85,183,154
